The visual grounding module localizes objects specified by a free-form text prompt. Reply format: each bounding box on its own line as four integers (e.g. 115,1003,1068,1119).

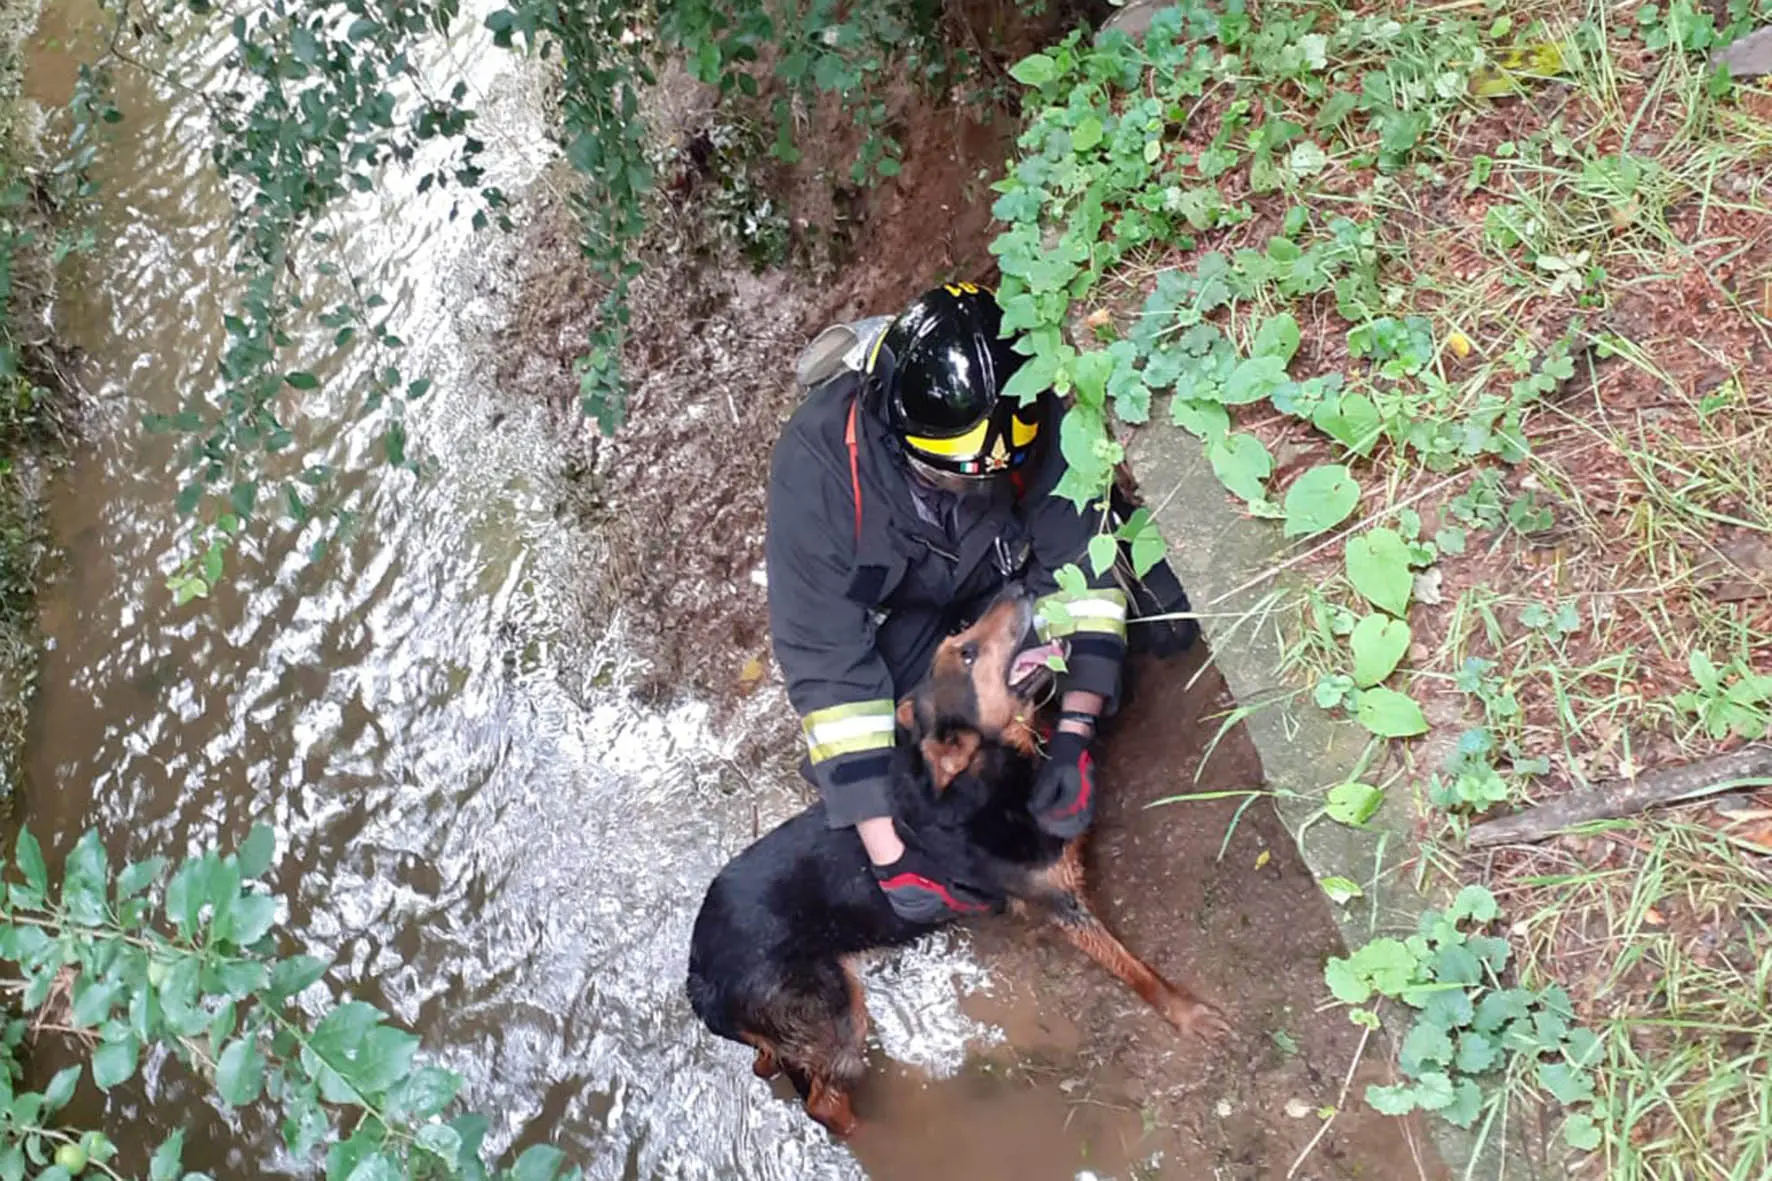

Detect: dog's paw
1168,998,1233,1043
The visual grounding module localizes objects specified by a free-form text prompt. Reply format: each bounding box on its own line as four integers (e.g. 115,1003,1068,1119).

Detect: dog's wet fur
685,587,1228,1136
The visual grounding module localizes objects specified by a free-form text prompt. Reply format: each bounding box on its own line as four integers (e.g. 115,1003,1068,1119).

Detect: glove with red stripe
870,847,992,923
1030,728,1096,839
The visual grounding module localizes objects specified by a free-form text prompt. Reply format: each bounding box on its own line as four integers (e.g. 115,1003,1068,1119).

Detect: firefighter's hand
870,846,992,923
1030,729,1096,839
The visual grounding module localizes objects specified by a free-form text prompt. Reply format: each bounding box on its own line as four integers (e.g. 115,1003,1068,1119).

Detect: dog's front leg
1008,843,1231,1041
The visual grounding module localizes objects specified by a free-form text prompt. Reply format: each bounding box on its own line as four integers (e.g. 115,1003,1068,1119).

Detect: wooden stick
1466,745,1772,847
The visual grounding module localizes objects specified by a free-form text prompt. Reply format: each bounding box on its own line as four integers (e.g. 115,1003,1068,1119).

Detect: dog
685,586,1228,1136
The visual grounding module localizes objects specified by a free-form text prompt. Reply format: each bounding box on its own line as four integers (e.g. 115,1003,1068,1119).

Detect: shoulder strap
845,398,862,542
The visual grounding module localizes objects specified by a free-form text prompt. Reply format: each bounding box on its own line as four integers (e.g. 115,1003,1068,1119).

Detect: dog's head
895,585,1064,792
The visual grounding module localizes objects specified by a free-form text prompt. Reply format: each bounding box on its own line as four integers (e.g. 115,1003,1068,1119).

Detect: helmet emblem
984,436,1010,472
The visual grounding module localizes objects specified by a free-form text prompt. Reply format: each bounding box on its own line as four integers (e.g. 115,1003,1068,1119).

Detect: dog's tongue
1009,640,1068,687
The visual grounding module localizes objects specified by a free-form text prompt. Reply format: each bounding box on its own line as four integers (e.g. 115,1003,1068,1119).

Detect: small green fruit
55,1143,89,1174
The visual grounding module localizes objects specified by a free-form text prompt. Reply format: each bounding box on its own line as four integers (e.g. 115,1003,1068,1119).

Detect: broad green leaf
222,893,278,947
1207,432,1273,506
1410,1070,1457,1111
1320,876,1363,904
93,1037,138,1090
1450,884,1501,925
1170,398,1229,442
1401,1021,1454,1072
391,1066,462,1120
1442,1077,1485,1128
268,954,330,1003
17,829,47,895
1455,1031,1500,1074
1009,52,1058,86
1251,312,1301,362
238,823,277,879
1365,1081,1420,1115
1563,1112,1602,1151
1324,956,1370,1004
1356,687,1429,737
149,1127,184,1177
513,1144,569,1181
284,371,320,391
44,1064,81,1111
415,1125,463,1162
116,856,167,900
1312,391,1381,455
217,1037,266,1106
1223,354,1290,404
1348,937,1421,996
1349,614,1410,687
1282,465,1359,538
1345,527,1413,616
1537,1061,1595,1105
1071,115,1104,152
1087,533,1117,577
345,1154,401,1181
0,1146,23,1181
1325,782,1383,826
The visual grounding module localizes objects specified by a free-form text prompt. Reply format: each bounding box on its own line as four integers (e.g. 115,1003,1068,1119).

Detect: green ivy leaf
1324,956,1371,1004
1325,781,1383,826
1207,432,1274,506
1455,1031,1501,1074
1282,465,1359,538
1223,353,1290,404
1365,1081,1420,1115
1356,687,1429,737
1072,115,1104,152
1312,391,1381,455
1087,533,1118,577
1537,1061,1595,1106
1349,614,1411,687
1442,1077,1485,1128
1170,398,1229,442
1251,312,1301,362
1450,884,1501,924
1345,527,1413,616
1563,1112,1602,1151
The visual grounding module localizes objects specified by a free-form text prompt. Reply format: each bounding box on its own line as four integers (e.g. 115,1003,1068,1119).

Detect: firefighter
765,283,1145,921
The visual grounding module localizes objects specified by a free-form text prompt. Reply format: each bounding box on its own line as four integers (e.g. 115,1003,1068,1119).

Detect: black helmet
868,283,1040,479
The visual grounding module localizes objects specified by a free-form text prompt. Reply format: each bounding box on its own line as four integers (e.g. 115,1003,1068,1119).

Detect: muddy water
15,2,1229,1179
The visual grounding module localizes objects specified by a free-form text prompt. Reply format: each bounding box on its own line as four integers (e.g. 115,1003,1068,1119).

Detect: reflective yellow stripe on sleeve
1035,587,1128,641
802,698,897,764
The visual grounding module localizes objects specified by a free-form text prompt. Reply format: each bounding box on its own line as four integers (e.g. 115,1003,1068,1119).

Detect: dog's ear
921,728,981,794
895,695,919,736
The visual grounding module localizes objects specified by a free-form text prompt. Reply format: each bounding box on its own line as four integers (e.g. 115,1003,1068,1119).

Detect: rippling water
20,5,999,1175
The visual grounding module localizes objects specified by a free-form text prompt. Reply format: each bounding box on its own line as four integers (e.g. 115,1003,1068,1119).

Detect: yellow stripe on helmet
904,416,991,460
1011,413,1039,447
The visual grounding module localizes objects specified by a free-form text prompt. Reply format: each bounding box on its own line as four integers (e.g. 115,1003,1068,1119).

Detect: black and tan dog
685,586,1228,1135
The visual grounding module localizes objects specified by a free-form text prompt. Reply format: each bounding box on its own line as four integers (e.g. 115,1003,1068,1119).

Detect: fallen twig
1467,744,1772,847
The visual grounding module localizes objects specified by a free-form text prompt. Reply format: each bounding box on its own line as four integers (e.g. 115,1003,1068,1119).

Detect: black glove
1030,728,1096,839
871,846,992,923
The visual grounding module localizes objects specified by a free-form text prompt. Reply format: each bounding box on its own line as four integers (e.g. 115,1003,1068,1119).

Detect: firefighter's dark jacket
765,372,1129,829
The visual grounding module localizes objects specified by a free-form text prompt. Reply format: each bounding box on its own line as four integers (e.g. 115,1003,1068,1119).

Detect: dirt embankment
0,0,77,807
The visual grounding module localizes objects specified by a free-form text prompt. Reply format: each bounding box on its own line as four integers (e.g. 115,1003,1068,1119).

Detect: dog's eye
959,642,979,666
